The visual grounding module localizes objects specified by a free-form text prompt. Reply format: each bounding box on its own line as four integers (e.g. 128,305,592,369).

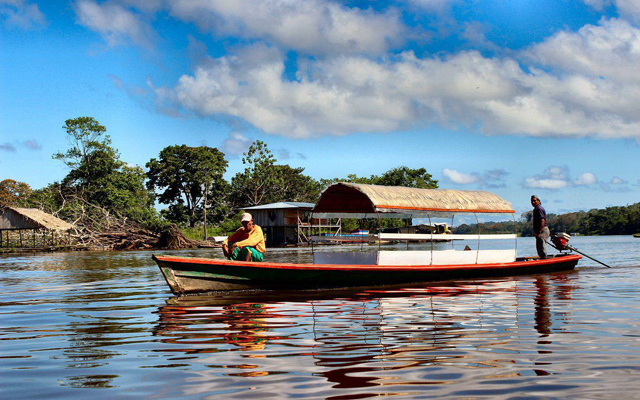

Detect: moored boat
154,254,581,294
154,182,582,294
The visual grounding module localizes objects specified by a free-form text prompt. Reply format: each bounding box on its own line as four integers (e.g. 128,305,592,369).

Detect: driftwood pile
27,191,211,251
77,223,202,251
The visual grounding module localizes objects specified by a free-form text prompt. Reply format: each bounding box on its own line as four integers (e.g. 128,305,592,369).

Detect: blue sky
1,0,638,217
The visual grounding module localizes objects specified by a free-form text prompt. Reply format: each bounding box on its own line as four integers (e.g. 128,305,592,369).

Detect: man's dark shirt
533,205,547,233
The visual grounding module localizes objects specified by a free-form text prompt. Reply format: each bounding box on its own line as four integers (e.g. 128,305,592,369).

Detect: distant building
0,206,75,250
243,202,341,246
382,223,449,235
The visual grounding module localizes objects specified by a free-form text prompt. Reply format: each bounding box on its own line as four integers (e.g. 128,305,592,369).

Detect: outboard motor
551,232,571,251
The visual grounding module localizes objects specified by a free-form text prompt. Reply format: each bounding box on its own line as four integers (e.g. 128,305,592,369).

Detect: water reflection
151,275,584,396
2,236,640,398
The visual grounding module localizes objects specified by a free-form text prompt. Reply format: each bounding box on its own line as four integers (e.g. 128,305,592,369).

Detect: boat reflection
153,273,579,392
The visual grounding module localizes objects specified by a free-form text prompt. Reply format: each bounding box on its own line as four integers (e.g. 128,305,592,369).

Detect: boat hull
153,254,582,295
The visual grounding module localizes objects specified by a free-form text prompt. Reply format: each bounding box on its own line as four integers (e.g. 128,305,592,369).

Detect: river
1,236,639,398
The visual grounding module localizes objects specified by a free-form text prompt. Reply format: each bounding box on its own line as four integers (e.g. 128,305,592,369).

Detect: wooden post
33,230,36,248
203,182,208,242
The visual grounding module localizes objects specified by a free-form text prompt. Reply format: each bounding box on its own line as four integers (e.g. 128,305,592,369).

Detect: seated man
222,213,265,262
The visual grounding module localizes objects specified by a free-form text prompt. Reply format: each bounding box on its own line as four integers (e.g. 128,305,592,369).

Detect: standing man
222,213,266,262
531,195,550,259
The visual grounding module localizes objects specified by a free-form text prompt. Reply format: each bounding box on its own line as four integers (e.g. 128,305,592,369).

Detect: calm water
1,236,639,398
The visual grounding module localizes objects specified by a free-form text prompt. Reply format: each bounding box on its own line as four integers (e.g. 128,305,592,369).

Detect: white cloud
0,0,45,29
574,172,598,185
582,0,640,24
524,177,569,190
600,175,631,192
524,166,601,190
159,26,640,139
74,0,156,48
168,0,406,56
616,0,640,23
442,168,508,187
611,176,628,185
220,131,251,158
442,168,479,184
525,18,640,85
524,166,571,189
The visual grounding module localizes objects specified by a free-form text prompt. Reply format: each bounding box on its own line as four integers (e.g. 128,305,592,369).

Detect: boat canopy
312,182,515,218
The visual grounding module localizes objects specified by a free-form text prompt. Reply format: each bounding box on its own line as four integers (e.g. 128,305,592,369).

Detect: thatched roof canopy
313,183,515,217
0,207,75,231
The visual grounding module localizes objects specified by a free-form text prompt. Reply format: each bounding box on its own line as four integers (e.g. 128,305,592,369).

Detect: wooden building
243,202,341,246
0,206,75,250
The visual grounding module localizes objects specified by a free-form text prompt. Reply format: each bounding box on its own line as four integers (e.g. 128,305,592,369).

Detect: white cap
241,212,252,222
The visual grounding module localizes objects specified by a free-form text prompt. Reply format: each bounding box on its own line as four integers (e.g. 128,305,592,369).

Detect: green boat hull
153,254,582,295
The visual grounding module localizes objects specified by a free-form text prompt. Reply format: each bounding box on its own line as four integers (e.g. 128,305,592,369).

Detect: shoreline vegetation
2,116,639,252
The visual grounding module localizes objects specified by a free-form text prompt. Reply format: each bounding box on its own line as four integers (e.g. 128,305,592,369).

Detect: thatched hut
0,206,75,249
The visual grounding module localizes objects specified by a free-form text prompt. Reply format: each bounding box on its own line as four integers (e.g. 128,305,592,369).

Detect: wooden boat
153,182,582,295
154,254,581,294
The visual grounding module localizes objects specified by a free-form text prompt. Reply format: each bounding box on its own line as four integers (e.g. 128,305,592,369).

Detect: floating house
0,206,75,250
243,202,341,246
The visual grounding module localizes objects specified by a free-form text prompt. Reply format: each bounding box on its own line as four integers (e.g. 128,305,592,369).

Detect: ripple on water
1,237,640,398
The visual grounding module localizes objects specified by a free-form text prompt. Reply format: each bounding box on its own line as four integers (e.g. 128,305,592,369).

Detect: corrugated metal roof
313,183,515,216
0,207,75,231
243,202,315,210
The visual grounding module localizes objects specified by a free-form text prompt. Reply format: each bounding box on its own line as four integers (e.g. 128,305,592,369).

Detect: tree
146,145,228,228
52,116,159,228
0,179,32,207
229,141,323,207
376,166,438,189
229,140,279,207
324,166,438,189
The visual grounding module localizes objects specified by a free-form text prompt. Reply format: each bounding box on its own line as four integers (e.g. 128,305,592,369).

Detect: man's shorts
229,246,264,262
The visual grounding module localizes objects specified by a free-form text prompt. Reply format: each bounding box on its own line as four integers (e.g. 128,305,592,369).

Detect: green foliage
230,140,279,206
0,179,33,207
181,211,245,240
54,117,109,170
321,166,438,232
453,203,640,237
146,145,229,227
323,166,438,189
50,116,160,229
376,166,438,188
230,141,322,207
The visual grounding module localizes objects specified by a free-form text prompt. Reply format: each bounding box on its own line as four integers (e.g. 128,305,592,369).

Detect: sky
0,0,639,217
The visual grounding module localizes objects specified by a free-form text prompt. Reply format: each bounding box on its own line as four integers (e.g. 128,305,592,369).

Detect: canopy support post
377,212,381,253
361,213,367,252
451,214,455,249
512,213,518,258
474,213,480,264
427,213,433,265
310,212,314,255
